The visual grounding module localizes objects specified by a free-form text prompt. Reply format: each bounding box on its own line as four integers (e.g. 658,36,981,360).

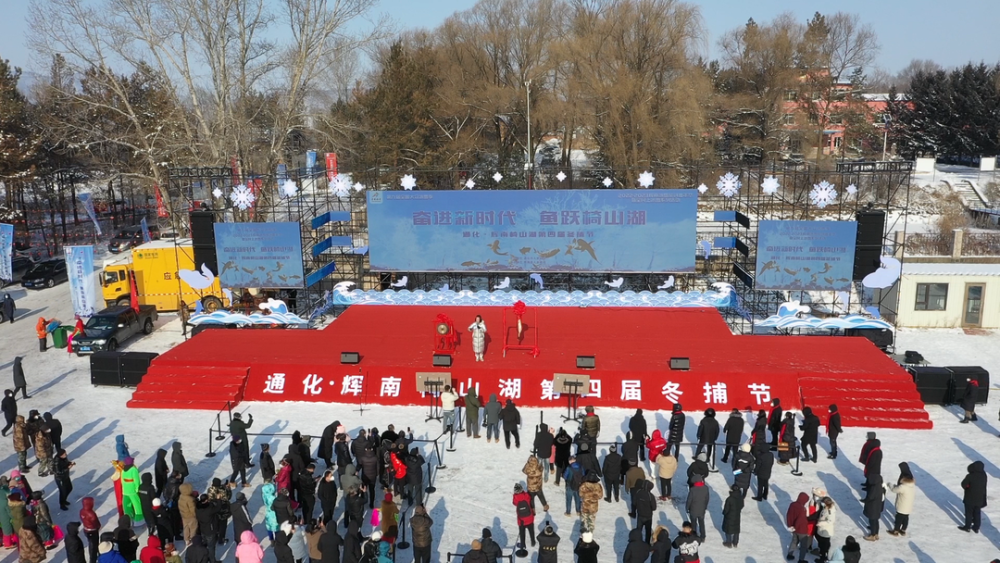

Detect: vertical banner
276,163,288,184
65,246,97,317
0,223,13,282
77,193,102,236
325,153,338,183
306,150,317,176
140,217,152,243
154,185,169,218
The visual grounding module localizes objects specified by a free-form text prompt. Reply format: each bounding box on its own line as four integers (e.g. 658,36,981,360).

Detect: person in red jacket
785,492,810,562
645,430,667,462
512,484,535,549
139,534,166,563
80,496,101,563
390,449,407,497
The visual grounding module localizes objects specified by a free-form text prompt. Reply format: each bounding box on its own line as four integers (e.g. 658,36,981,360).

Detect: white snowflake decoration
280,179,299,198
212,187,223,199
602,177,614,188
400,174,417,191
761,175,780,195
230,184,255,210
555,171,567,182
697,183,708,194
492,172,503,183
331,174,352,197
716,172,741,198
810,180,838,208
846,184,858,196
352,182,365,192
637,171,655,188
464,179,476,190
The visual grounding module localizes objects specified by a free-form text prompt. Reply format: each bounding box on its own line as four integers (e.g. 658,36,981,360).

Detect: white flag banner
0,223,12,281
65,245,98,317
78,193,102,236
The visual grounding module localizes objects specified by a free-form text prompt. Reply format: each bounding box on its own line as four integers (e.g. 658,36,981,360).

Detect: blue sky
3,0,998,81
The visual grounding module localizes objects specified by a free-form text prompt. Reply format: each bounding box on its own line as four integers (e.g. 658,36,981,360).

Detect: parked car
72,305,158,354
108,224,161,254
1,256,34,287
21,259,69,289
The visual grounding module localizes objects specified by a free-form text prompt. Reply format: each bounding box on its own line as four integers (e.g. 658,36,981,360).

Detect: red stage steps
127,364,250,410
799,375,933,430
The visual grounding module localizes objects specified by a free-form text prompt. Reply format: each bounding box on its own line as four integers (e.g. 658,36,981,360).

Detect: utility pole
526,79,533,190
882,114,891,162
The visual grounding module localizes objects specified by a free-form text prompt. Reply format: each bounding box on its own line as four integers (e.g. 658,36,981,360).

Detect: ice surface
1,282,999,562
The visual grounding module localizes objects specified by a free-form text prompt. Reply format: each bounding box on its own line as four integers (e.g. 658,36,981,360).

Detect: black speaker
432,354,452,367
845,328,894,350
853,246,881,281
576,356,596,369
908,366,956,405
903,350,925,364
855,210,886,247
119,352,159,387
341,352,360,364
190,211,218,276
947,366,990,404
90,351,124,386
670,357,690,370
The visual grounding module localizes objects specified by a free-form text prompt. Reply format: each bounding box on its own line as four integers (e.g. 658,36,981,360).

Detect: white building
897,262,1000,328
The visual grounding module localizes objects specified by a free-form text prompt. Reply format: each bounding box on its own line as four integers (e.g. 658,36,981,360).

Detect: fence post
426,456,438,494
206,428,217,458
396,512,410,549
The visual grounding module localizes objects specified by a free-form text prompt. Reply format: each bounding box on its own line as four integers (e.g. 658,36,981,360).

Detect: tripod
424,381,443,422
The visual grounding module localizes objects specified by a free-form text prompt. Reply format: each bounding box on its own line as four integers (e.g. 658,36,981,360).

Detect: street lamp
881,113,891,162
525,79,533,189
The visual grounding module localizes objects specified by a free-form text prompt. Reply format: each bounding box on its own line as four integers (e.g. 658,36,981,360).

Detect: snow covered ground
2,282,1000,563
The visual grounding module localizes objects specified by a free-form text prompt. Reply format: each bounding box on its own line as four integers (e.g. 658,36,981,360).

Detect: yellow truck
101,239,231,312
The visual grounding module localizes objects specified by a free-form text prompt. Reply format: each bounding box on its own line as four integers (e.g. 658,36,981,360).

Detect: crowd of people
0,361,994,563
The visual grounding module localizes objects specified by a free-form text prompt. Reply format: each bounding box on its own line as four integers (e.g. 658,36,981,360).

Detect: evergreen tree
0,57,37,178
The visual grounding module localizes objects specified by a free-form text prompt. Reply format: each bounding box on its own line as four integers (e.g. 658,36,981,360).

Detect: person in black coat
751,410,767,446
115,515,140,561
687,454,709,486
863,438,883,486
960,460,988,533
1,293,14,323
341,521,362,563
650,526,671,563
64,521,87,563
799,407,821,463
319,522,343,563
553,429,572,486
500,399,521,449
536,524,559,563
260,443,276,482
138,473,158,531
12,356,28,399
732,444,754,499
960,379,980,422
721,484,744,548
602,444,622,502
274,524,295,563
768,398,783,446
344,487,366,531
1,389,15,436
172,442,189,479
298,464,318,522
154,448,169,497
230,493,252,541
631,480,657,543
861,473,885,540
751,444,773,501
356,447,379,508
272,489,295,525
827,404,842,459
576,442,602,478
622,528,648,563
229,437,248,486
721,409,744,464
672,522,701,562
573,532,599,563
405,447,425,506
628,409,648,461
317,470,338,525
195,496,221,560
153,500,175,540
777,412,796,464
667,403,686,459
42,412,62,451
620,434,640,483
335,434,352,476
186,536,211,563
318,421,339,467
533,423,554,479
696,408,720,469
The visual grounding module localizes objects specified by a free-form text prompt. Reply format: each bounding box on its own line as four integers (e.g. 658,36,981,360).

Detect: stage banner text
366,189,697,272
755,220,857,291
214,222,305,288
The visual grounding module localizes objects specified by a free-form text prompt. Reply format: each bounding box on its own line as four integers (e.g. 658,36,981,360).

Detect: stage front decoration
400,174,417,191
231,184,256,210
637,170,655,188
188,297,308,326
513,300,527,339
861,255,902,289
809,180,838,208
761,175,780,195
716,172,741,198
433,313,457,354
755,301,892,330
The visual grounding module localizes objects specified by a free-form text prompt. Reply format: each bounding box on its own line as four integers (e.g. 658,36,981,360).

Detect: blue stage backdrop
214,222,305,288
366,189,697,272
755,220,857,291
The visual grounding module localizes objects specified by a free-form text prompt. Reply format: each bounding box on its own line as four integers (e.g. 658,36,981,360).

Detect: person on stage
468,315,487,362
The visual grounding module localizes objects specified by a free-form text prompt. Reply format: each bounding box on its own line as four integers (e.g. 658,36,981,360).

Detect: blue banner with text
755,220,857,290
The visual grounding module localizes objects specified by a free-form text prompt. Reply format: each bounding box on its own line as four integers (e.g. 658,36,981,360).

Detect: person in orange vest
36,317,50,352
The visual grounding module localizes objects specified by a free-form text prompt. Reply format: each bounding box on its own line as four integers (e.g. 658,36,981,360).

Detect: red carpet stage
128,306,931,429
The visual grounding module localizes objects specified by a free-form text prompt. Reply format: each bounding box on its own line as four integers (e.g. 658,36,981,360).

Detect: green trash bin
52,326,71,349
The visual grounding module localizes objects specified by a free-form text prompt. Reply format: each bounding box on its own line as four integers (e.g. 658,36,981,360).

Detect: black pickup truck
72,305,158,355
